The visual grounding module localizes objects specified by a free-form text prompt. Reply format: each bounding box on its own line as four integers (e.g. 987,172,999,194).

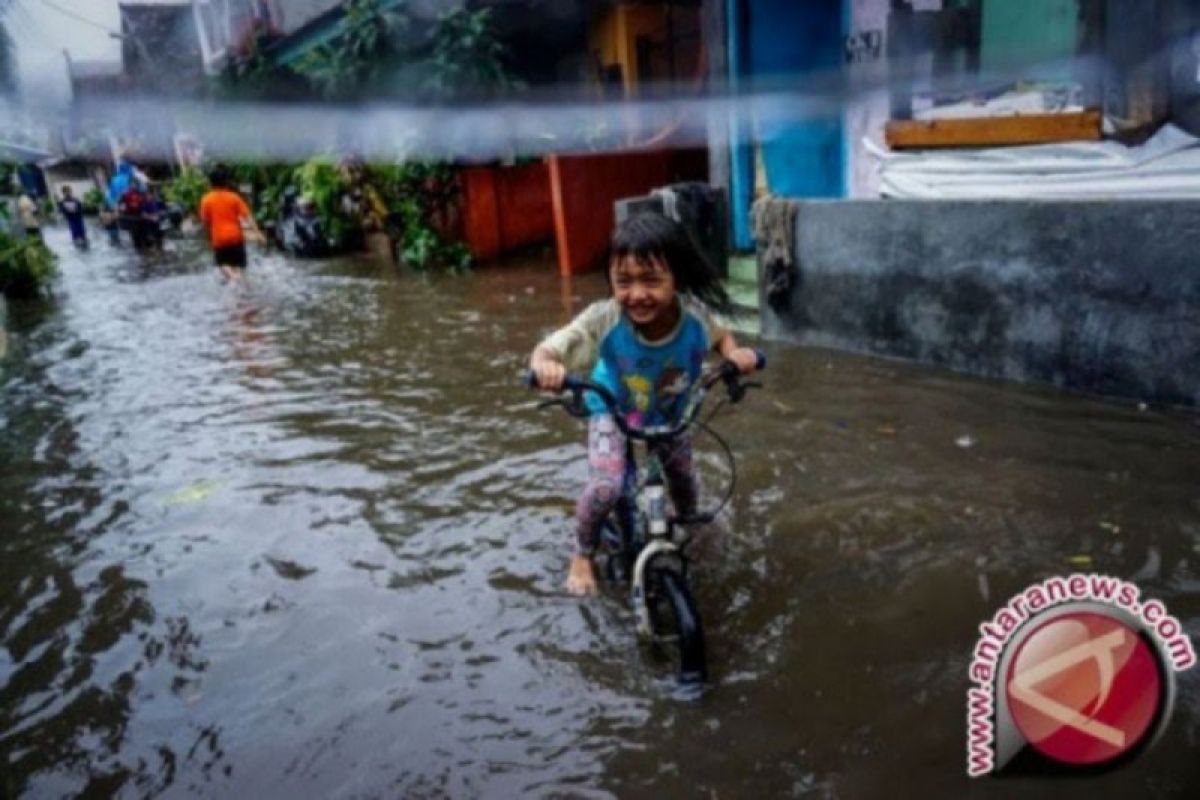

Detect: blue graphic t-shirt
539,298,729,428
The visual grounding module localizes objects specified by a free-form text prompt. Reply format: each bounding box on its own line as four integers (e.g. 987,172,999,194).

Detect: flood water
2,228,1198,798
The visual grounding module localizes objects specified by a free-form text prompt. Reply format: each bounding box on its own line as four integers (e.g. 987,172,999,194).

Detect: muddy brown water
2,229,1198,798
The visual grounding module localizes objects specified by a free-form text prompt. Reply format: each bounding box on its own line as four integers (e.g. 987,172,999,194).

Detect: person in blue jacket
105,160,146,246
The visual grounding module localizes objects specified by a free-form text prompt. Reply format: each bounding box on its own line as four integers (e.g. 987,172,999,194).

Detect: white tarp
868,124,1200,199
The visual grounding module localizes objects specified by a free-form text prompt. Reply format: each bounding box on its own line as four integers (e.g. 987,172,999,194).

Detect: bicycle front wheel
646,561,707,687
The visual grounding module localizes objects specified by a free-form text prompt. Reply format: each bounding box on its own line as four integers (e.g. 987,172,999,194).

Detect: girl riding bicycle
529,212,760,596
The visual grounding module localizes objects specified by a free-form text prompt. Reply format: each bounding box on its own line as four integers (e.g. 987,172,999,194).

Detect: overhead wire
35,0,119,36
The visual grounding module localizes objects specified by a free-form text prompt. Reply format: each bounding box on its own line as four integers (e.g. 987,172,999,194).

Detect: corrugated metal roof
0,140,54,162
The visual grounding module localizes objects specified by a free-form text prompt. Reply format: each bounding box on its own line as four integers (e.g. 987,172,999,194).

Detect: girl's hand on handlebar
727,347,761,375
529,354,566,392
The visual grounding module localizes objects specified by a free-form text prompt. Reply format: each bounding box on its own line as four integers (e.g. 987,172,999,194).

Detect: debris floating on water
164,479,225,506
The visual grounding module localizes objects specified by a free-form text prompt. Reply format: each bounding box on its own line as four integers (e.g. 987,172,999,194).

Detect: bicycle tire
647,561,707,687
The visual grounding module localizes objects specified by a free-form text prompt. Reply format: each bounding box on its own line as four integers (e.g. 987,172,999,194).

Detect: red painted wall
461,162,555,261
548,148,707,276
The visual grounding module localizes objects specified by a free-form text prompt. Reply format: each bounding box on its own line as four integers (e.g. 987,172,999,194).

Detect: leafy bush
157,155,472,270
370,161,471,272
295,157,354,246
0,232,57,299
82,187,105,214
162,168,210,216
225,163,294,226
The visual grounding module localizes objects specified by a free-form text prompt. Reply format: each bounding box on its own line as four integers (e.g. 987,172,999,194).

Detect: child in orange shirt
199,164,265,282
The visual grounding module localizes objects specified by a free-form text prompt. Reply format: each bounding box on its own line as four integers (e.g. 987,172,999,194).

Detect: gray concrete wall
761,200,1200,407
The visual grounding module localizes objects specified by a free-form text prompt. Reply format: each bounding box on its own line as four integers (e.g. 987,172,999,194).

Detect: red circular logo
1005,611,1163,766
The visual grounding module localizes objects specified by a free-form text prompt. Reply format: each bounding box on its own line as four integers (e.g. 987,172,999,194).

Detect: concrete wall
761,200,1200,407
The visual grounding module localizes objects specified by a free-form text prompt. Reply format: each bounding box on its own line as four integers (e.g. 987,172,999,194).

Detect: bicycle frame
606,437,688,640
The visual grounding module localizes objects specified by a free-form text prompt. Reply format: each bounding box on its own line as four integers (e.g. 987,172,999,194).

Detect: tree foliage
222,0,520,104
295,0,410,100
420,7,520,102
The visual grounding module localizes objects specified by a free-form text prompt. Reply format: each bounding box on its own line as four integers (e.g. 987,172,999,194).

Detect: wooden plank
884,110,1102,149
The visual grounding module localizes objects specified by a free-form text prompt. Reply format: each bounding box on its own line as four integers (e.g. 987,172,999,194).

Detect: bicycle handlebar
523,349,765,441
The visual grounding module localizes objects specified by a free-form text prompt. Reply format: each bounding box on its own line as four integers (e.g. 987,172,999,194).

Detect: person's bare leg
568,415,624,596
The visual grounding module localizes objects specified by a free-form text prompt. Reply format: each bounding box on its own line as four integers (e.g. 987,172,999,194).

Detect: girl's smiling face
610,255,679,337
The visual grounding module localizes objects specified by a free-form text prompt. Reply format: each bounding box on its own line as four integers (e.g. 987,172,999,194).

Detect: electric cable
36,0,117,35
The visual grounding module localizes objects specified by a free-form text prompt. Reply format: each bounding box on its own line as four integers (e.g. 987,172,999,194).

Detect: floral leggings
574,414,698,555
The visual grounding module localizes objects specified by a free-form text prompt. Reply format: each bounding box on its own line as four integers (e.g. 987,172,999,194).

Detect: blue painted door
729,0,846,249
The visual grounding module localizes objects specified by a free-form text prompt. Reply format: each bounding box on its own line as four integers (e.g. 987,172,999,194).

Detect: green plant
82,186,105,214
286,0,519,104
295,157,354,246
295,0,410,101
222,162,293,224
371,161,471,272
421,7,520,102
254,169,294,226
162,168,210,216
0,232,57,299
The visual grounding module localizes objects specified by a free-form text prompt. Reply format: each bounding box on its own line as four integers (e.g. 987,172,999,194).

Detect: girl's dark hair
610,211,734,315
208,164,231,189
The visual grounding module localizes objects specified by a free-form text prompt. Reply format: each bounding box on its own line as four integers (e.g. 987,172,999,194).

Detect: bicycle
526,351,765,690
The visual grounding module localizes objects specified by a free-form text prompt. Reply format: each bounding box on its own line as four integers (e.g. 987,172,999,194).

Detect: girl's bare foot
565,555,597,596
